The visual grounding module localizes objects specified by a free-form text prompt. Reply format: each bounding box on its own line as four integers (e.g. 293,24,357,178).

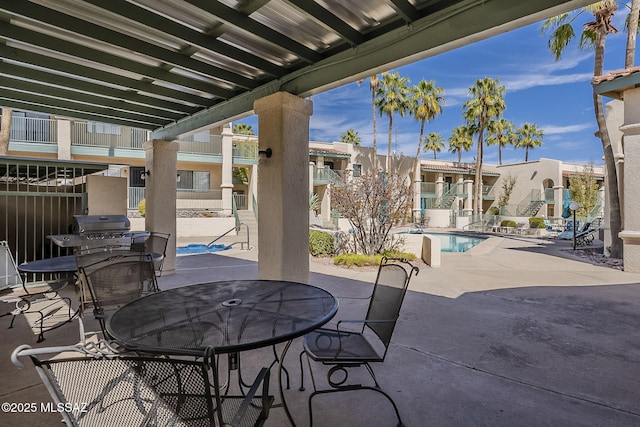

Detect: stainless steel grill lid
72,215,130,233
50,215,132,248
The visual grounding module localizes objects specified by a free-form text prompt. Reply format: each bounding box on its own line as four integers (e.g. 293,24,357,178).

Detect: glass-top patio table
107,279,338,426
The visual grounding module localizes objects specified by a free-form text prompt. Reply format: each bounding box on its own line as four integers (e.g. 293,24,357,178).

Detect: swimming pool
176,243,231,255
400,231,486,253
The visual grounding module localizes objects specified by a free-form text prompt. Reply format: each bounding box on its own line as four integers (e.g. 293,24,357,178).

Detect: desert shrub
138,199,146,217
487,206,499,215
528,217,545,228
500,220,516,228
309,230,335,256
333,250,416,267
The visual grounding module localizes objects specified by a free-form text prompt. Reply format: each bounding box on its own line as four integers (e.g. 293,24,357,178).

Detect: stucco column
221,123,234,215
618,87,640,272
56,118,72,160
463,179,473,216
249,164,258,211
553,185,564,218
254,92,313,283
435,173,444,198
143,139,179,275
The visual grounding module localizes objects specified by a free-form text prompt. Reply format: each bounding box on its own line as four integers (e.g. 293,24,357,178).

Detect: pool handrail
207,223,250,250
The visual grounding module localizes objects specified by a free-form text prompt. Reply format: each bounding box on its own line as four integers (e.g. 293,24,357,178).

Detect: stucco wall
495,158,563,214
87,175,127,215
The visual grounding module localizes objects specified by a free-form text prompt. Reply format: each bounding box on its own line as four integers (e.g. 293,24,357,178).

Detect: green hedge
500,220,516,228
528,217,545,229
309,230,335,256
333,251,416,267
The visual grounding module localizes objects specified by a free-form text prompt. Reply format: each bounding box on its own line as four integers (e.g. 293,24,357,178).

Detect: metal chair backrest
145,231,170,275
30,349,220,426
0,241,23,291
78,253,158,336
12,342,272,427
145,231,170,257
365,257,419,351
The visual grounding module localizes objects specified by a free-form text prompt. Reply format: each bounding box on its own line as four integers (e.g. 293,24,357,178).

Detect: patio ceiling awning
0,1,592,139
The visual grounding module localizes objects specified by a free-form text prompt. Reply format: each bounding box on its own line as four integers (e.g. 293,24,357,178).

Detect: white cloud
541,123,594,134
503,72,593,92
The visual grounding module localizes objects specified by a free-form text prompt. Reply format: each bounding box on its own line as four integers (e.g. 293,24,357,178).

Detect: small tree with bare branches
331,173,412,255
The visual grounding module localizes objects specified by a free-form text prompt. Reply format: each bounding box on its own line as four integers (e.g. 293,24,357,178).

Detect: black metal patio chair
0,241,73,342
298,256,419,427
131,231,171,277
11,340,273,427
76,252,159,341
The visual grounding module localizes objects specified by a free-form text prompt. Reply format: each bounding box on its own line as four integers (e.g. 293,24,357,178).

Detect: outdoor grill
49,214,132,251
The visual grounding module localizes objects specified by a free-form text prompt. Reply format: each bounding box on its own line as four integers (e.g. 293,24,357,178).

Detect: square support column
254,92,313,283
618,87,640,272
221,123,234,215
143,139,179,275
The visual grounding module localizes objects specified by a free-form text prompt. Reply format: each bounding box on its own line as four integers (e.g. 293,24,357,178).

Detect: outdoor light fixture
569,201,579,251
258,148,272,159
140,170,150,180
176,173,181,183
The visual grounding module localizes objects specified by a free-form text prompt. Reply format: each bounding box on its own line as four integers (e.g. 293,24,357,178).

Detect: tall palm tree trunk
386,113,393,172
372,90,378,172
626,0,640,68
474,131,484,216
593,29,623,258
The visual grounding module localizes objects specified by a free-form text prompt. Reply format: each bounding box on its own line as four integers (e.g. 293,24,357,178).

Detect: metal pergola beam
152,0,593,140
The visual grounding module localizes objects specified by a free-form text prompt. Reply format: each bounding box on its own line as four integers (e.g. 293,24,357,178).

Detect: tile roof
309,148,350,158
421,163,500,175
592,65,640,85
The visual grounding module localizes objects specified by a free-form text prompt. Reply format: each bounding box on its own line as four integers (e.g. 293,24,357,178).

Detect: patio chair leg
298,350,306,391
309,386,405,427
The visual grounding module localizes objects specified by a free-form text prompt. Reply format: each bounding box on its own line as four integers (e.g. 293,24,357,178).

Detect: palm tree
340,128,361,145
463,77,506,215
448,125,474,164
485,118,514,165
370,75,380,172
424,132,445,159
232,122,254,135
410,79,445,161
376,71,410,173
514,123,544,161
542,0,623,258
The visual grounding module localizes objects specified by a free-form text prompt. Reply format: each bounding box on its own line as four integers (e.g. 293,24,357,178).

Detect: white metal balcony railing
10,116,57,144
177,135,222,156
71,122,150,149
128,188,225,210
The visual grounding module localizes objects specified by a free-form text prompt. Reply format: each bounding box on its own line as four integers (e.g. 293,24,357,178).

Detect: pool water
176,243,231,255
401,231,486,252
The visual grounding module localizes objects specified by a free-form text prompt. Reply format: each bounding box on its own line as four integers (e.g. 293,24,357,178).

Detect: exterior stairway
517,200,545,217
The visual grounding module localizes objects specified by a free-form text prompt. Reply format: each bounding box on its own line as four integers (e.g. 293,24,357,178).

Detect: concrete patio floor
2,233,640,426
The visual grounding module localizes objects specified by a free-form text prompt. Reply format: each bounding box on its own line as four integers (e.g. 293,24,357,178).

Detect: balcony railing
232,139,258,160
128,188,223,210
71,122,149,149
177,135,223,156
10,116,57,144
313,166,343,185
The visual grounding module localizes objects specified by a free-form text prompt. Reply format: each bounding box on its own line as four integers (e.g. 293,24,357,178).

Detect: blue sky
242,6,634,167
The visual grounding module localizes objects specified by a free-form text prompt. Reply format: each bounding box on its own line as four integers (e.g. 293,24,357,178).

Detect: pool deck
3,230,640,426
